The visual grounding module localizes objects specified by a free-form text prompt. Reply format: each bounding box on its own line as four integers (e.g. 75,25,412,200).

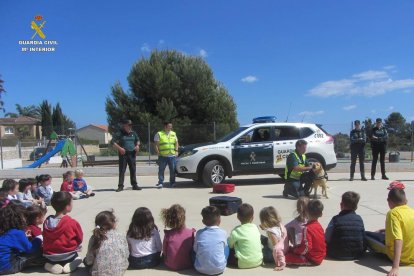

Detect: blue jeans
283,180,305,198
158,156,176,185
128,252,161,269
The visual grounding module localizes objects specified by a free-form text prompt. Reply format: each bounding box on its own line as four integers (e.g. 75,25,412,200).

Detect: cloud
158,40,165,45
298,110,324,117
199,49,208,58
343,104,357,111
140,43,150,52
387,106,394,111
241,75,258,83
383,65,396,70
308,68,414,98
352,70,388,81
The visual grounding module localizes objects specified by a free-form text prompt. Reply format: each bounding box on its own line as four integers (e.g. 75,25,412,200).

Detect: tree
106,50,239,145
333,132,350,155
40,100,53,138
15,104,40,118
52,103,65,134
0,75,5,112
384,112,411,151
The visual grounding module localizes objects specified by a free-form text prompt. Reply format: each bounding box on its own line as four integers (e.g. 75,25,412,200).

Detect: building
76,124,112,144
0,116,42,139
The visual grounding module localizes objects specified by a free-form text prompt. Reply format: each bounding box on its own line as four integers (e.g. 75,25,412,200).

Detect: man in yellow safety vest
283,139,312,198
154,122,179,188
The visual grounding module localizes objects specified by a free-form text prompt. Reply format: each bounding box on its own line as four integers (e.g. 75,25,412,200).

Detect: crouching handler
283,140,312,199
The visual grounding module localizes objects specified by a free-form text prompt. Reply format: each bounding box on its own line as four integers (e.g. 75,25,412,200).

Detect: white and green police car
176,117,337,187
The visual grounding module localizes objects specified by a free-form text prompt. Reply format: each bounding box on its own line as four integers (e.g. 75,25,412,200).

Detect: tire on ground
202,160,226,187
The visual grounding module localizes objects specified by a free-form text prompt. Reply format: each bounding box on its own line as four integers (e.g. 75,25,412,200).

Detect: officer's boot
361,173,367,181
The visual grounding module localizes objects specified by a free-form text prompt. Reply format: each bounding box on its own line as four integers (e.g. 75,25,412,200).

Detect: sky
1,0,414,135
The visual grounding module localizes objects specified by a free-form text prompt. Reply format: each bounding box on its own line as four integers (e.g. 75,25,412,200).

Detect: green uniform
111,130,139,152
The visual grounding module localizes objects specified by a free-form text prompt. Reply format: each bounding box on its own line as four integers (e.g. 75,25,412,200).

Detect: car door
273,126,301,169
232,126,274,172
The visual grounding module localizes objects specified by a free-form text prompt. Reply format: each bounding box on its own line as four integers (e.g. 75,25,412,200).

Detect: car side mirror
236,137,246,144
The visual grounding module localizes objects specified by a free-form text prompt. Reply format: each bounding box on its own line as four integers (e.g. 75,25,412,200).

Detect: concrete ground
20,172,414,276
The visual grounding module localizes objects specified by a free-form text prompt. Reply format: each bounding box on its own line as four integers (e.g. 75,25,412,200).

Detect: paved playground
18,171,413,276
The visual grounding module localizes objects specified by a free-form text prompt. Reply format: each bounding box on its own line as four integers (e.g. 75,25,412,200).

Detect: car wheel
202,160,225,187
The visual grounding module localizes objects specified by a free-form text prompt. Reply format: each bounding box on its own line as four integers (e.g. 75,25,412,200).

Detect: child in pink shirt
161,204,195,270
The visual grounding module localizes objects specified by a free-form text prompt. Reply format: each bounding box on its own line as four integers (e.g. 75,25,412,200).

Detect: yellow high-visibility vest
158,131,177,156
285,152,306,180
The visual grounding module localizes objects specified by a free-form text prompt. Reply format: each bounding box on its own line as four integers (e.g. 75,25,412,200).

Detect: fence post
0,136,3,170
18,140,22,159
213,121,216,142
148,122,151,165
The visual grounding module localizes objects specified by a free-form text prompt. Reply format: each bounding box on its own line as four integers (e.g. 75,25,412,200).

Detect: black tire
307,156,328,180
202,160,226,187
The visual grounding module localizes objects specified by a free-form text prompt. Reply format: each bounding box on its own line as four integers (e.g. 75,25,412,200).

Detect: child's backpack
209,196,242,216
212,183,235,194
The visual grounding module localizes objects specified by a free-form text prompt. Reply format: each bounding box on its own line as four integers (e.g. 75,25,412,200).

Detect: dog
310,162,329,199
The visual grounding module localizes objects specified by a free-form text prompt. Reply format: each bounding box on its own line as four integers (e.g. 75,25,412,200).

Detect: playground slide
21,140,66,169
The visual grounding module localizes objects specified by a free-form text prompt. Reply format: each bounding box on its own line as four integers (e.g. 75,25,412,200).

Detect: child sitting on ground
84,210,129,276
2,179,19,201
27,178,41,201
228,203,263,269
194,206,228,275
73,169,95,196
36,175,54,206
0,201,44,274
161,204,196,270
43,191,83,274
259,206,288,270
325,191,366,260
17,179,44,207
286,199,326,266
127,207,162,269
285,197,309,247
366,182,414,276
26,205,47,242
60,171,87,200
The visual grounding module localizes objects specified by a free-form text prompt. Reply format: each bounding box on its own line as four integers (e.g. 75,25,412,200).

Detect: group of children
0,179,413,276
0,169,94,209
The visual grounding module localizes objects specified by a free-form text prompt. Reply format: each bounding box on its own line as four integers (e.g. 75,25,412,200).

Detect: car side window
238,127,272,143
274,127,300,141
300,127,314,138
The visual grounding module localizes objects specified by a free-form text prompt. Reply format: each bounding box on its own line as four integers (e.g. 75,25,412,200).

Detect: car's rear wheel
202,160,226,187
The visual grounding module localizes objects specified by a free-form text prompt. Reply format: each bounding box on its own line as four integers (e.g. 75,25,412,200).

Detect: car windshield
217,127,249,142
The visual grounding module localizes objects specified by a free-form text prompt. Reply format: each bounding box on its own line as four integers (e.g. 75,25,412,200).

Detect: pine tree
106,50,238,145
52,103,65,135
40,100,53,138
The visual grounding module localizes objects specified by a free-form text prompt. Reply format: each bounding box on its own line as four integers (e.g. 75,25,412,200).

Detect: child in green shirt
228,203,263,268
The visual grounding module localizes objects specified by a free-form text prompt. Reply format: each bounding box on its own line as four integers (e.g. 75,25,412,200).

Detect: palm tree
0,74,5,112
15,104,41,118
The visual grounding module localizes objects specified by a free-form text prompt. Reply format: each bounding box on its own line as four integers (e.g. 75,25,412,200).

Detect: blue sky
1,0,414,134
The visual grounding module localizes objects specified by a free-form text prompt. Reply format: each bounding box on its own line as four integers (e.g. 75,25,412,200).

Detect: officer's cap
121,119,132,125
376,118,382,123
354,120,360,125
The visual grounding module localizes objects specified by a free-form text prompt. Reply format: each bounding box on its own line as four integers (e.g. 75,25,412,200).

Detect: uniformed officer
349,120,367,181
154,122,179,188
370,118,389,180
283,139,312,198
111,119,141,192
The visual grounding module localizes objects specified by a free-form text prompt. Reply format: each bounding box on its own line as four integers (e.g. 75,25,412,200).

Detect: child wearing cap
366,182,414,275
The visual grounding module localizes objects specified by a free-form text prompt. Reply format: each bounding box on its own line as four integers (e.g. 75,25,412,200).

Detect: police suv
176,117,337,187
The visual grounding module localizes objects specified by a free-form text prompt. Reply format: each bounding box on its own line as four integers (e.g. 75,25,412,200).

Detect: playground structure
20,131,92,169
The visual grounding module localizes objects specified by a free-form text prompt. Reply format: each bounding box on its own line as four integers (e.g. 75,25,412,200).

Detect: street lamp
411,121,414,163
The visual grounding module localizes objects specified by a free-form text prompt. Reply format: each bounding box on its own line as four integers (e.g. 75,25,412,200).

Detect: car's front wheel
202,160,226,187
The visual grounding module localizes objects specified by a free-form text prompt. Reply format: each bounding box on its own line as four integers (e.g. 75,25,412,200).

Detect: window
237,127,272,143
300,127,314,138
5,127,14,134
274,127,300,141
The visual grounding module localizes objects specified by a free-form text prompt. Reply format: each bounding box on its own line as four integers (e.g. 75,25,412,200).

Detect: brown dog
311,162,329,199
